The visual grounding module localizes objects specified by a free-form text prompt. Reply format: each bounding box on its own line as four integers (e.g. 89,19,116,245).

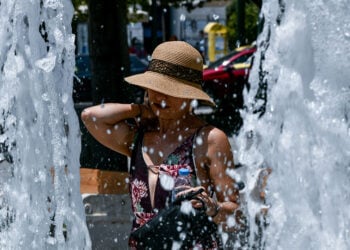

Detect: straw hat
124,41,215,106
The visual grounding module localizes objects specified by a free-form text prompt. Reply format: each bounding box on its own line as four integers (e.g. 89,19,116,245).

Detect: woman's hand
137,103,158,129
138,103,156,120
192,187,219,217
176,186,220,218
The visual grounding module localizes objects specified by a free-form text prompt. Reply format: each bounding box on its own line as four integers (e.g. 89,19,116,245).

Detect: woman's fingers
175,186,218,216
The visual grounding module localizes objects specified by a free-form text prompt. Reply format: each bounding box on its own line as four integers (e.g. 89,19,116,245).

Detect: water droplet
212,14,219,20
180,102,187,110
191,99,198,108
0,134,7,143
35,53,56,72
42,93,50,101
196,136,203,145
159,173,174,191
180,14,186,21
149,147,154,154
161,100,166,108
62,93,69,103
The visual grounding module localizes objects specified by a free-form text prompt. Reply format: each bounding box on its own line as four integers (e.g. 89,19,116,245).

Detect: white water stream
236,1,350,249
0,0,90,249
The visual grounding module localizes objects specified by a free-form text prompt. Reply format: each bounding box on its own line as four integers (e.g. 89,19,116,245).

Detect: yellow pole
207,32,216,63
223,33,228,55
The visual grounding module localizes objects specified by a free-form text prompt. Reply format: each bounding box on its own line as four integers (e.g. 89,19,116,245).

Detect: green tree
71,0,88,21
226,0,260,49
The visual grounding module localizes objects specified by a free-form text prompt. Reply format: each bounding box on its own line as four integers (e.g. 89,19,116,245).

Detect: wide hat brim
125,71,215,106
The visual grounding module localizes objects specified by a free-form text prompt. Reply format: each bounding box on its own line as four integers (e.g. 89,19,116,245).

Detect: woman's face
147,89,191,119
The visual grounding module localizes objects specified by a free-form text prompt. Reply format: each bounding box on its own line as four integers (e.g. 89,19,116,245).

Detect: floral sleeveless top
128,128,220,249
129,129,197,232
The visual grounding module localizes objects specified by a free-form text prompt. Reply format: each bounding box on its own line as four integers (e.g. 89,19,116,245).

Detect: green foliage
71,0,88,23
226,0,260,49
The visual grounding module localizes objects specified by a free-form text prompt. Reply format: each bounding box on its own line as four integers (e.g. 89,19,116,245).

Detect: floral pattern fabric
128,128,220,249
129,131,197,230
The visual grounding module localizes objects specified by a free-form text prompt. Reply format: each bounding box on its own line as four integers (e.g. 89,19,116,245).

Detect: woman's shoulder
192,124,231,155
197,123,229,141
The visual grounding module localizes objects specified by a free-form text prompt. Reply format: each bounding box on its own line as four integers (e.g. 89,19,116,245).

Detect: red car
202,45,256,101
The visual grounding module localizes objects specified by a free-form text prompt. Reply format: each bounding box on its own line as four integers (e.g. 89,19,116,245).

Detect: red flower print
135,212,155,227
131,179,148,210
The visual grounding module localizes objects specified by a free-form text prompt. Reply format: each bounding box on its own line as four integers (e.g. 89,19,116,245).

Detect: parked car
201,45,257,135
73,54,149,102
202,45,256,101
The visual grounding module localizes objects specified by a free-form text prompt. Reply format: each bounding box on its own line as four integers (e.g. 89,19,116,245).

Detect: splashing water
237,1,350,249
0,1,90,249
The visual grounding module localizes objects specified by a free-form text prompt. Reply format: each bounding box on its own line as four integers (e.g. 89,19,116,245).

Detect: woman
81,41,240,249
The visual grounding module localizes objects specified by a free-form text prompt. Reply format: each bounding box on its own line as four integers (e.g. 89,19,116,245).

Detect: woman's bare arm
80,103,140,157
195,126,240,231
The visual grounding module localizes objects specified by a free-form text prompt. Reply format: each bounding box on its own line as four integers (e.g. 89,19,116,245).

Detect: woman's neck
157,114,194,134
